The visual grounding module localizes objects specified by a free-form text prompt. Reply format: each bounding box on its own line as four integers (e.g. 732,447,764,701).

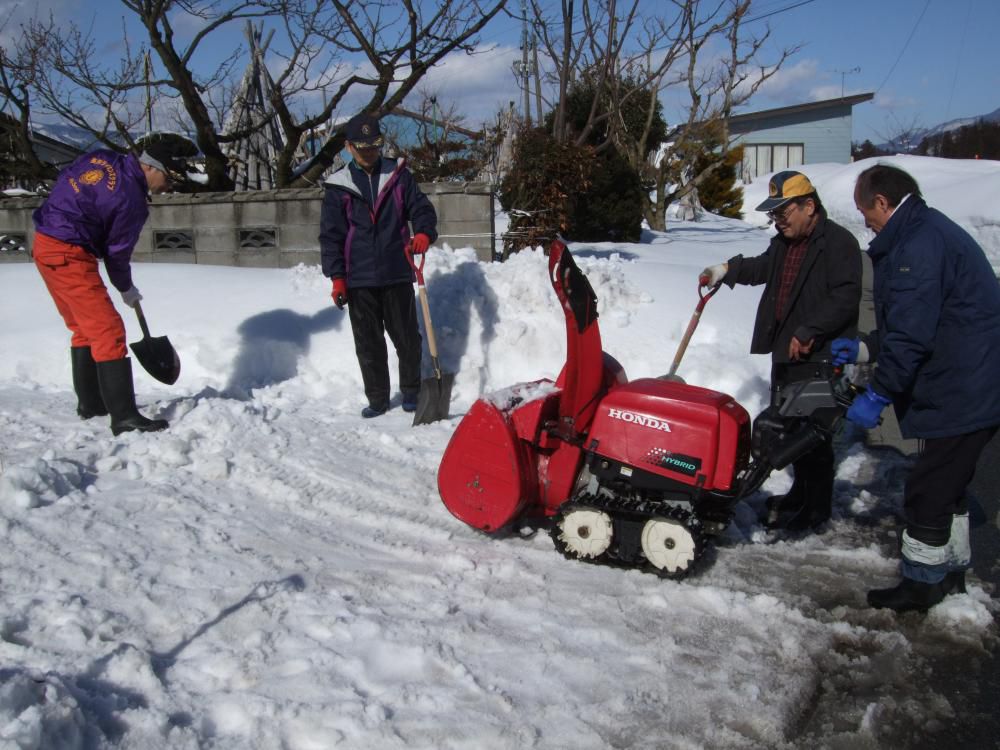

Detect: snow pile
742,153,1000,271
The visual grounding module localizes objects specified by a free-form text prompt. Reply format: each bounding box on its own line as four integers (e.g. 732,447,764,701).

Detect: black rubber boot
947,570,967,594
867,575,962,613
765,485,805,516
96,357,168,436
765,446,834,531
71,346,108,419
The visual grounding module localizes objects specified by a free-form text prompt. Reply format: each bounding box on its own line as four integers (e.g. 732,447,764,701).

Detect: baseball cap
755,170,816,212
345,113,384,148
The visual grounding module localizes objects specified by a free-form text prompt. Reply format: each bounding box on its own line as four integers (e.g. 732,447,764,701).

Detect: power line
945,0,974,121
745,0,820,24
876,0,932,94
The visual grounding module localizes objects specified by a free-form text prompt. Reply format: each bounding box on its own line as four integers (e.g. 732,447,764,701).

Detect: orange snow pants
33,232,127,362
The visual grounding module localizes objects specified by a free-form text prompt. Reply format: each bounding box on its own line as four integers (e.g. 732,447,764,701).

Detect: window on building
741,144,804,182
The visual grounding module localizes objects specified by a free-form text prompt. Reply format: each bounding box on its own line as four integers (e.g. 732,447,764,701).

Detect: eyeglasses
766,202,800,221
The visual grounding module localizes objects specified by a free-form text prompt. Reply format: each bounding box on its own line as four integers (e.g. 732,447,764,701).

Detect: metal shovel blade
129,303,181,385
408,258,454,425
412,371,454,426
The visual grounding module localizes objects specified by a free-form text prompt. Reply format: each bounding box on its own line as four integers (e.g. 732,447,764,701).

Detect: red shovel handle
666,281,720,377
405,243,426,287
698,280,720,306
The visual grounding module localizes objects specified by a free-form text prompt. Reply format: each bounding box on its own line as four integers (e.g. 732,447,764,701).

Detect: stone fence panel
0,182,496,266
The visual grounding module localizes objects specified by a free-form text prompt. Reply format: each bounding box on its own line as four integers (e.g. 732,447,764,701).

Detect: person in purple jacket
32,139,188,435
319,113,438,418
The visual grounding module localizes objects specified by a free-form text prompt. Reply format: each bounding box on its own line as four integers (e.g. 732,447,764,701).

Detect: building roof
729,93,875,126
0,112,85,155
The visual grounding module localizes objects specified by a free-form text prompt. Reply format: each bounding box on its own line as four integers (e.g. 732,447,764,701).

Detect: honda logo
607,408,671,432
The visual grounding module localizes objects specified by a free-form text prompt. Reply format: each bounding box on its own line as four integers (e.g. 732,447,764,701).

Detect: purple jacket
33,150,150,292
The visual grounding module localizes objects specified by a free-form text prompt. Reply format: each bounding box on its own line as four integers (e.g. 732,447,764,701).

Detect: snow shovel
660,281,719,382
129,301,181,385
408,248,454,425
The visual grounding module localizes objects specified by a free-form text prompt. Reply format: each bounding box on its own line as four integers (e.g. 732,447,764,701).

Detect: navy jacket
319,157,437,288
864,196,1000,439
724,213,862,364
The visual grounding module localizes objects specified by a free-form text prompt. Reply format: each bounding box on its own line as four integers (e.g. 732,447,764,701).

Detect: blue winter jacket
319,157,437,288
864,196,1000,439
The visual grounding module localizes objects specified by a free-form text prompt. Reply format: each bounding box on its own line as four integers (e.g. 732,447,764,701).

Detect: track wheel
555,507,613,559
640,516,699,577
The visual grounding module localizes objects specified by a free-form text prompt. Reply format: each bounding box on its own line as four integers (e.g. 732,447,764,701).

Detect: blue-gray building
730,93,874,182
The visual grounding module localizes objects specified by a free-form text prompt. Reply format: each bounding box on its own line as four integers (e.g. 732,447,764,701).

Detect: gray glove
699,263,727,287
120,286,143,308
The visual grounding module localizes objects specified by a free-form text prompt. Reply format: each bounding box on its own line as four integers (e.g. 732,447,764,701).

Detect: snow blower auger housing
437,239,853,578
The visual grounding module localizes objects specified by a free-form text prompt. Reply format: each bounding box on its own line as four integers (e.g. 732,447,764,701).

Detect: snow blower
437,239,857,578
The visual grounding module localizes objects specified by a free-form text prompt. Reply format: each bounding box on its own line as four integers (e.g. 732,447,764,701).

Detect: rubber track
549,492,708,580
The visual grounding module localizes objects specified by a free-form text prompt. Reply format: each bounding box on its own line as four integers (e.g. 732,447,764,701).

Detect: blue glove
846,388,892,429
831,337,860,365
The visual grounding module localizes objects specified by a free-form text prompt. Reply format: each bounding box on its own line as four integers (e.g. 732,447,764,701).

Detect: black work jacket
724,213,862,364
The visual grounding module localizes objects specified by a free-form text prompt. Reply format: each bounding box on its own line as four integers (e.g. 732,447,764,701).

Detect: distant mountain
874,106,1000,151
32,122,104,151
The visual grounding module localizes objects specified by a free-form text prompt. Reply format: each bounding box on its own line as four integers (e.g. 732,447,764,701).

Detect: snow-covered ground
1,155,997,749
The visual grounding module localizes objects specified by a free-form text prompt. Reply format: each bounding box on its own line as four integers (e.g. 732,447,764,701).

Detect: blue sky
3,0,998,145
742,0,1000,141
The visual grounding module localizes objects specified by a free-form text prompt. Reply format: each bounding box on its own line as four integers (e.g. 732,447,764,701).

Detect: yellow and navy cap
755,170,816,212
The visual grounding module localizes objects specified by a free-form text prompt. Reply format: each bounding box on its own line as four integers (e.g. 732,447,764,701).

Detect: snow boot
401,391,419,413
866,574,963,613
764,488,805,527
765,447,833,531
780,490,832,532
361,404,387,419
71,346,108,419
96,357,168,436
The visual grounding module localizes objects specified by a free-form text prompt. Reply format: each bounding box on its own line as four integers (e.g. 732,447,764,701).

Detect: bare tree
876,112,924,154
291,0,509,186
0,18,57,182
529,0,646,148
633,1,796,229
11,0,509,190
22,13,177,153
526,0,796,230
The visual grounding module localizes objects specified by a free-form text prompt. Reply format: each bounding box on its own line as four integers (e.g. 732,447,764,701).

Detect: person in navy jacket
319,113,438,418
834,163,1000,612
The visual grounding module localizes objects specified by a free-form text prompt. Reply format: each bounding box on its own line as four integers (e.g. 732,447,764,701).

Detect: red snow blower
437,240,856,578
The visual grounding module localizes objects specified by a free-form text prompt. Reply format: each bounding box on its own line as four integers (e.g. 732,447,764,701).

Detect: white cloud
0,0,82,46
873,92,918,110
750,58,823,103
412,44,522,127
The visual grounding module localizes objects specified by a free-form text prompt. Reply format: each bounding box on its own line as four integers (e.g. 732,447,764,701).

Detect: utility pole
144,51,153,133
532,27,543,125
430,95,440,163
517,0,532,125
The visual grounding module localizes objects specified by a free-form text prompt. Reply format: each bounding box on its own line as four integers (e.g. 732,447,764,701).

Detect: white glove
699,263,728,287
120,286,143,308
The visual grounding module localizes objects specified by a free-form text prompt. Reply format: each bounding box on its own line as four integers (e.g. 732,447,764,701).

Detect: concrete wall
0,182,496,266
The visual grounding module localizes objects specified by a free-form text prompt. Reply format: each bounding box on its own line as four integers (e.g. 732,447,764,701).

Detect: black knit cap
345,113,384,148
139,137,191,180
